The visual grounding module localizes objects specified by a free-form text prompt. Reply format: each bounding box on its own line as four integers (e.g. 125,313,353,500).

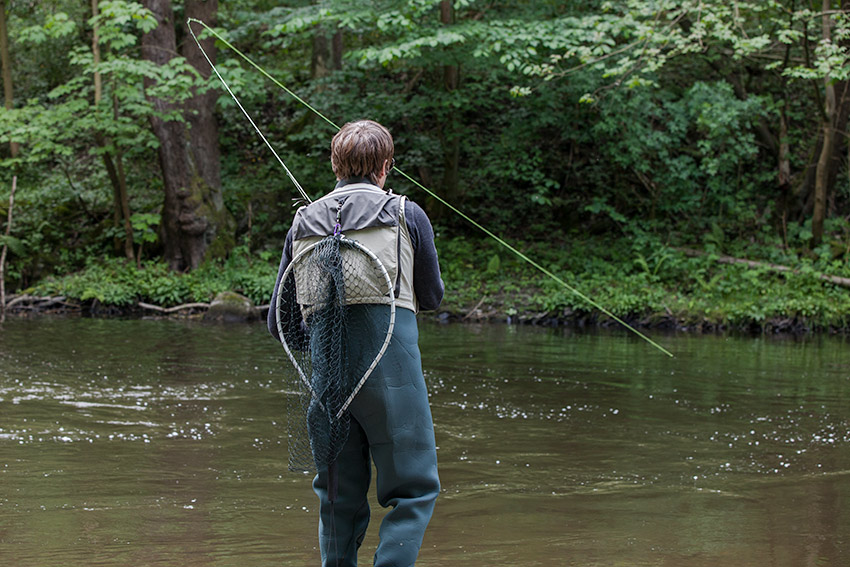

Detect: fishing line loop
186,18,674,358
186,19,311,204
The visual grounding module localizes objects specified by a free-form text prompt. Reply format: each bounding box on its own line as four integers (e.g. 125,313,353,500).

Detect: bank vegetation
2,1,850,332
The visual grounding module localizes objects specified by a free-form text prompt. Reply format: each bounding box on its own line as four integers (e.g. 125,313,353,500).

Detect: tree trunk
113,92,134,260
92,0,120,254
790,2,850,226
143,0,232,271
0,0,18,158
91,0,102,104
332,28,343,71
1,175,16,324
825,78,850,209
824,2,850,223
103,161,133,261
181,0,233,264
182,0,223,192
311,27,330,79
440,1,458,91
143,0,198,270
811,108,832,247
778,102,791,191
774,101,794,232
436,0,460,220
812,0,835,246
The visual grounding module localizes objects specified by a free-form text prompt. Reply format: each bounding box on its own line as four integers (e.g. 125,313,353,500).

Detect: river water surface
0,317,848,566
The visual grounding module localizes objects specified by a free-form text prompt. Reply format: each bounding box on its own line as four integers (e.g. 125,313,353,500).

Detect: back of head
331,120,394,184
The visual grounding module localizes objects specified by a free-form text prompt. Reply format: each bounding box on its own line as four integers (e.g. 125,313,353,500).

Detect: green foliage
17,12,77,44
0,235,26,257
6,0,850,332
0,0,214,288
588,81,766,227
436,227,850,331
129,212,160,244
2,2,201,171
32,247,277,307
492,1,850,88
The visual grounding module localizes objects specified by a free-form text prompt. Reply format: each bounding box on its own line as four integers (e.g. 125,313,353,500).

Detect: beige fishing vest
290,183,419,313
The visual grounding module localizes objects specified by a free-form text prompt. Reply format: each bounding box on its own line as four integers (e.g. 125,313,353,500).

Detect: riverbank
4,235,850,334
1,289,843,335
3,285,848,335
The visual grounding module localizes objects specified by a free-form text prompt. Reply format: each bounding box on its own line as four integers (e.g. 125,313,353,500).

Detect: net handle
273,235,397,418
275,241,323,403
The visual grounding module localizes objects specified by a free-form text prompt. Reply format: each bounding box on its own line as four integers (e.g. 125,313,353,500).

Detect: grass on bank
30,245,278,309
436,233,850,330
23,234,850,330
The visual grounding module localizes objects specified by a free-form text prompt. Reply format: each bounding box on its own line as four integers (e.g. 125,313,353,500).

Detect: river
1,317,848,566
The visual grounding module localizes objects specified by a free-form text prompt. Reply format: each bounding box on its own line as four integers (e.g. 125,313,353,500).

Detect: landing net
274,234,396,473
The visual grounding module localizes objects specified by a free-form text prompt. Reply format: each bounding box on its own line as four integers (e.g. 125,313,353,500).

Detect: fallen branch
462,296,487,320
5,295,57,309
138,301,210,313
5,294,32,309
677,247,850,289
3,294,81,312
34,296,67,309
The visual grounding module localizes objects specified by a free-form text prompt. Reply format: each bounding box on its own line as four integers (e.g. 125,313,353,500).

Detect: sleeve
405,200,444,311
267,228,295,342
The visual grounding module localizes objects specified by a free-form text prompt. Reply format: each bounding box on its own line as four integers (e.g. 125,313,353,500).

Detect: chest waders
275,185,439,567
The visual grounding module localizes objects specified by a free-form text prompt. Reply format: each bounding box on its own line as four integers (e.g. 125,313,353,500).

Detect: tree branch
138,301,210,313
677,247,850,288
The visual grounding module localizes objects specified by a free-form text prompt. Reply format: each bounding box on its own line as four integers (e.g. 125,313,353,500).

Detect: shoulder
402,198,431,226
400,198,437,250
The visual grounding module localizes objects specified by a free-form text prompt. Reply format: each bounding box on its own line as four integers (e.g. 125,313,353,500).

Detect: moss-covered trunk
142,0,233,271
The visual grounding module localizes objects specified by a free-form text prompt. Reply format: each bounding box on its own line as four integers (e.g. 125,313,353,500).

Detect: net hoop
274,234,397,419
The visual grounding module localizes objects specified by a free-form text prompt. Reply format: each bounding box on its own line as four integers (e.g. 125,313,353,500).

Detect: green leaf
0,235,27,257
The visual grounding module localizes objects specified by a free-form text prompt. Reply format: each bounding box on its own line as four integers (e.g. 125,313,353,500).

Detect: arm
405,200,444,311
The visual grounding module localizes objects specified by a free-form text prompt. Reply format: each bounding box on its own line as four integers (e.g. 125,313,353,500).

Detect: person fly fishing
267,119,444,567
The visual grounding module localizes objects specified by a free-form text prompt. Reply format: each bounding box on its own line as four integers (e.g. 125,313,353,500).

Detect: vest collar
334,178,392,194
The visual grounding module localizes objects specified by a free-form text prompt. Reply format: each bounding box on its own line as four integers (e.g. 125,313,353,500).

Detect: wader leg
368,391,439,567
349,307,440,567
313,417,372,567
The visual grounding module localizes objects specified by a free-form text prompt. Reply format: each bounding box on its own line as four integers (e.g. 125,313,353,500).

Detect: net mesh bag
275,234,395,473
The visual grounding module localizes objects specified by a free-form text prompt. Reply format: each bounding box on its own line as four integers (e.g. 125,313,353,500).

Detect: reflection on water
0,318,848,566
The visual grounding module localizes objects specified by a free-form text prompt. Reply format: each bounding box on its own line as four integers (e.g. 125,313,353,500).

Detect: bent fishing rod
186,18,674,358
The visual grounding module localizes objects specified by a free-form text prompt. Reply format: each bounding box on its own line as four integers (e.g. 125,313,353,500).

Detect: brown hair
330,120,394,183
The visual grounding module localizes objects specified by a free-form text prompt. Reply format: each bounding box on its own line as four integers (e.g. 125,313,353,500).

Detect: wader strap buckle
333,197,347,236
